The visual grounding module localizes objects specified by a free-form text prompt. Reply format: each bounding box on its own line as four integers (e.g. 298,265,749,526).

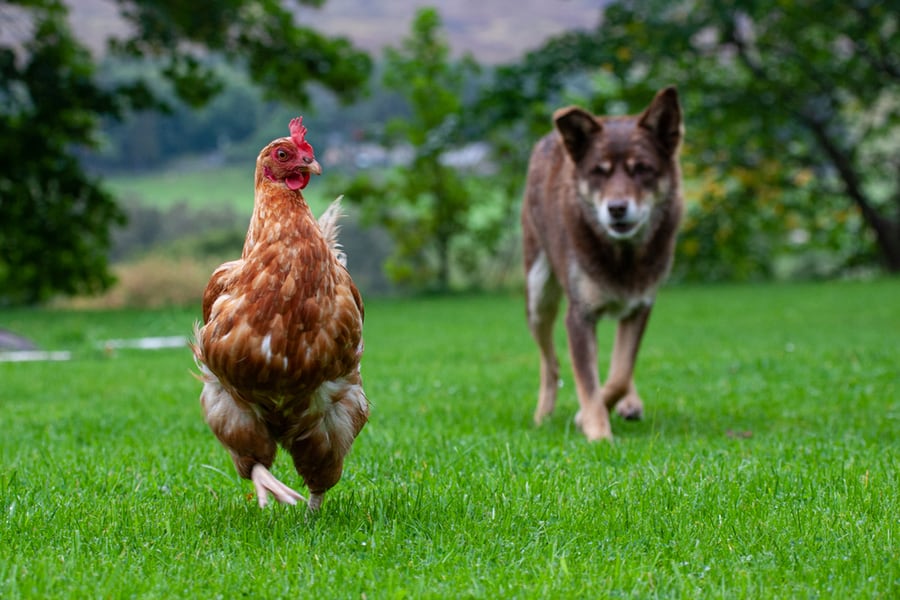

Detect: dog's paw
574,408,613,442
614,393,644,421
534,383,559,425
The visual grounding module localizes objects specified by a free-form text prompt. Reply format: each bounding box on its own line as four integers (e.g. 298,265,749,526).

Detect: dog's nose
607,199,629,220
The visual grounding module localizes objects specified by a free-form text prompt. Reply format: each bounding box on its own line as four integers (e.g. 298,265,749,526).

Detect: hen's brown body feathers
193,125,367,510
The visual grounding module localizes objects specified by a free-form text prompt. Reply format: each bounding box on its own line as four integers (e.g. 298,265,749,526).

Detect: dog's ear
639,86,683,156
554,107,601,163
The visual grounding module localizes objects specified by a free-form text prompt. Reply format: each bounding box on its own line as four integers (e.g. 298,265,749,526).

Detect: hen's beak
305,158,322,176
285,158,322,191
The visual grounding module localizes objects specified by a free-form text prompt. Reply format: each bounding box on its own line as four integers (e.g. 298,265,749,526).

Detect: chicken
192,117,368,511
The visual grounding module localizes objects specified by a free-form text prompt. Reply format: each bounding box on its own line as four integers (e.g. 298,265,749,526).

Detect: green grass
1,280,898,598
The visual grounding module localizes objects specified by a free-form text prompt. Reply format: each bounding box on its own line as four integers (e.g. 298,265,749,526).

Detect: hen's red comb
289,117,314,155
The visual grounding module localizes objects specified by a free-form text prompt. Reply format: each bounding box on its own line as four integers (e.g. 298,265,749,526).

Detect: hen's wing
201,260,240,324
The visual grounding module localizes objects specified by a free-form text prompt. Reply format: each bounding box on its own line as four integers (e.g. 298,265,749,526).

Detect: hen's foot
308,492,325,512
250,463,305,508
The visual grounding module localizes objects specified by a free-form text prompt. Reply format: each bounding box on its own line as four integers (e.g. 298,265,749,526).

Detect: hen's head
259,117,322,191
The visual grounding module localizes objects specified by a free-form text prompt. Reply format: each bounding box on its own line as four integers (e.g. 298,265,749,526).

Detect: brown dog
522,87,684,441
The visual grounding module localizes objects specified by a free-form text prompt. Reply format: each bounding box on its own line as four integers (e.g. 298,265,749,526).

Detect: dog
521,86,684,441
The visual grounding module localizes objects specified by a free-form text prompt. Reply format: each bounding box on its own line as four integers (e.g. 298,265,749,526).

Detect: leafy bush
674,159,879,282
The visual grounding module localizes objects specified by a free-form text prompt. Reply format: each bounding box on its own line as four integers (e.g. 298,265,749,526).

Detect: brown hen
193,117,368,510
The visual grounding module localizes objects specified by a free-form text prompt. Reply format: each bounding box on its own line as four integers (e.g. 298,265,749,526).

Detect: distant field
105,164,334,215
1,280,898,598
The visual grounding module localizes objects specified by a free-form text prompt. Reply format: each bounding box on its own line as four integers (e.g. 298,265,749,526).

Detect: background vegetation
1,1,898,306
0,0,370,305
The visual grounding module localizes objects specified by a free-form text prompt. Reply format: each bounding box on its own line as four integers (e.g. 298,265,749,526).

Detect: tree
0,0,371,305
344,8,480,290
485,0,899,278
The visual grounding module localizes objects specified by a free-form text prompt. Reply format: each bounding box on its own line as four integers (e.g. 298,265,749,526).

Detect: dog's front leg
564,305,612,441
602,305,652,420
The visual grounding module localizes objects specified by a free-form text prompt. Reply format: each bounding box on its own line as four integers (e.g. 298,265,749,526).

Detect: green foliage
484,0,900,279
675,160,877,282
0,4,125,305
106,0,369,108
2,280,899,596
0,0,371,305
343,8,491,291
87,63,268,172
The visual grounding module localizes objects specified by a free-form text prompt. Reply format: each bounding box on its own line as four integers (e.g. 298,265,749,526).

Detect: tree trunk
436,233,451,291
802,116,900,273
871,213,900,272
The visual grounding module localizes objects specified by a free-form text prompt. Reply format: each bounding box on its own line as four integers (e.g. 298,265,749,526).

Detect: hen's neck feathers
243,168,321,259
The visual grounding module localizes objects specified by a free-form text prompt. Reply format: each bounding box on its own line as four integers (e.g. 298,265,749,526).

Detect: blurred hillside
68,0,603,64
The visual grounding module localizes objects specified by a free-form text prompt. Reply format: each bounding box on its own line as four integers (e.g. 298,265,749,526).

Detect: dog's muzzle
598,198,649,239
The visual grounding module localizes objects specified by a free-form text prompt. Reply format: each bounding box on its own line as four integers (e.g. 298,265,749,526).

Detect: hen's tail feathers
318,195,347,267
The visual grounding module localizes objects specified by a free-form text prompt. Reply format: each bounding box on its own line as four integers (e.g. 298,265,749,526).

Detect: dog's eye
590,163,611,177
632,162,656,177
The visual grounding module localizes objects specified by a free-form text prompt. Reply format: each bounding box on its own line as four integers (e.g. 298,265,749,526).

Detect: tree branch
727,12,900,270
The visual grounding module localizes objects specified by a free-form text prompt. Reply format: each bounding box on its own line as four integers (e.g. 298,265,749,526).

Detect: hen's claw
251,463,305,508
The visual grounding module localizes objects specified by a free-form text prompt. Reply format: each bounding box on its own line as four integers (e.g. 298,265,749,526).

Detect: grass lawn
1,280,898,598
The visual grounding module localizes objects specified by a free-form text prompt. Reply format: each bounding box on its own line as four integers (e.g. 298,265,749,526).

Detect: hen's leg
290,377,369,512
200,374,304,507
250,464,305,508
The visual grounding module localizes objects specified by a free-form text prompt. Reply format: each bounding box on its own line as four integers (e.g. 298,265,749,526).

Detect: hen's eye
276,148,289,161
